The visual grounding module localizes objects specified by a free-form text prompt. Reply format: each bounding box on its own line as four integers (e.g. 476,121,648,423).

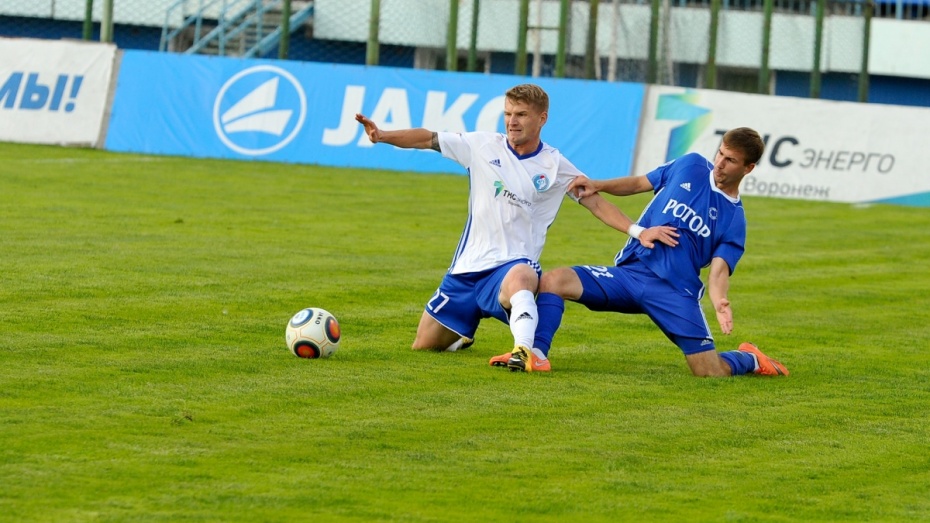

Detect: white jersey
438,131,583,274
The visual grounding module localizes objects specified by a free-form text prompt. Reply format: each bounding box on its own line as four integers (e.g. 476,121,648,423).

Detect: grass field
1,141,929,522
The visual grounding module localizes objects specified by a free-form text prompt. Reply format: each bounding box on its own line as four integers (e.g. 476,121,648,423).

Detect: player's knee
411,340,436,351
412,329,462,351
504,264,539,291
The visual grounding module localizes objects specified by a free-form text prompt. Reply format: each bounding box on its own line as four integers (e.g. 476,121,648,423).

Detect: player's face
503,97,547,153
713,142,755,194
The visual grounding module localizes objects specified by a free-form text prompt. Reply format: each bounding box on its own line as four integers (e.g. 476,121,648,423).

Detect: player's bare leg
496,264,545,371
537,266,584,299
685,350,735,377
412,310,464,351
499,264,539,350
691,343,789,376
492,266,583,370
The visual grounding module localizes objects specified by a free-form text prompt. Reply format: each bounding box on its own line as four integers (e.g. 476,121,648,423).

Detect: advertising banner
104,51,644,179
0,38,116,147
635,86,930,206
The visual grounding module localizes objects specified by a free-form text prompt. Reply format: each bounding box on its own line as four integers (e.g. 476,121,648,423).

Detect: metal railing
160,0,306,56
160,0,215,52
244,2,314,58
186,0,274,55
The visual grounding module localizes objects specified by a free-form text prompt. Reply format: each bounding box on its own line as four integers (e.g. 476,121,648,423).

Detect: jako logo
213,65,306,156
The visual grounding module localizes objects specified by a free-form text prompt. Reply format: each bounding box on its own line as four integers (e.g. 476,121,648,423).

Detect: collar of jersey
708,168,741,204
506,139,544,160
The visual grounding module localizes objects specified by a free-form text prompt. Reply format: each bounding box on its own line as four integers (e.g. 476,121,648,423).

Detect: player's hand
569,177,601,199
638,226,679,249
714,298,733,335
355,113,383,143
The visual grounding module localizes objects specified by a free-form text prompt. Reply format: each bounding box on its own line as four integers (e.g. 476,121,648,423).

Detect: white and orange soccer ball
285,308,341,358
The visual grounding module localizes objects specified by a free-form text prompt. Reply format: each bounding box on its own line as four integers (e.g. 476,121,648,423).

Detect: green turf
1,142,928,522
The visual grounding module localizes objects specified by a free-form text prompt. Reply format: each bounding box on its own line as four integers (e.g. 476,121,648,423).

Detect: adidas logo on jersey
489,159,501,167
680,182,692,191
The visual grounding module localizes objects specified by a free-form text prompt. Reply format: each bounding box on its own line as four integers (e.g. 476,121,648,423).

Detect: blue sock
719,350,756,375
533,292,565,358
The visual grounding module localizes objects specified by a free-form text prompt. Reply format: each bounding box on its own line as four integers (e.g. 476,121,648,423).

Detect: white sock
531,347,547,361
509,289,537,349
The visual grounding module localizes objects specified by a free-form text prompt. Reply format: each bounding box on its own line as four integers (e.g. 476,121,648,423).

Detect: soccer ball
285,308,341,358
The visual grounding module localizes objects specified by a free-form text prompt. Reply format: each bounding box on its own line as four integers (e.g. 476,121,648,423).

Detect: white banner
635,86,930,206
0,38,116,147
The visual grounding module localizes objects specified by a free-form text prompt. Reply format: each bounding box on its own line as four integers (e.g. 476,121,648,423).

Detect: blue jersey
615,152,746,298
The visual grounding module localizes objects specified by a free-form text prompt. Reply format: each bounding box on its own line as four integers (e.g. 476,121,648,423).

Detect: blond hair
505,84,549,113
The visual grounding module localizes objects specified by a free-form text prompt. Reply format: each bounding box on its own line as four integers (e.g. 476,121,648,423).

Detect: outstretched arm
708,257,734,334
570,174,654,198
579,192,679,249
355,113,440,151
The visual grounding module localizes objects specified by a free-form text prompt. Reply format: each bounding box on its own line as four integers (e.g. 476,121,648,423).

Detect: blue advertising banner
106,51,644,179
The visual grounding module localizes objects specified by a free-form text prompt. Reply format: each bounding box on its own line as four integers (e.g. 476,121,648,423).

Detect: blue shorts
425,259,541,338
572,262,715,354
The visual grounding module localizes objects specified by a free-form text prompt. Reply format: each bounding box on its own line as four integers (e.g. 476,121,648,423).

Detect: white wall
0,0,176,27
3,0,929,79
313,0,930,80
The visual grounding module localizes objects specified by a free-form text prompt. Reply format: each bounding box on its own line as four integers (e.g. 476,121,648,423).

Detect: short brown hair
505,84,549,113
723,127,765,166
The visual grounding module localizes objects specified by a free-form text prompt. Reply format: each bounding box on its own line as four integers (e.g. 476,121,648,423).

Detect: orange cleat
507,346,551,373
489,352,512,367
739,342,789,376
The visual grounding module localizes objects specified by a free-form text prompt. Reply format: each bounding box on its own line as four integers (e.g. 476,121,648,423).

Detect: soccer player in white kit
355,84,678,365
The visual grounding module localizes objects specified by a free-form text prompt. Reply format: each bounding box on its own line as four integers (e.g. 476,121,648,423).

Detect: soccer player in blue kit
355,84,678,360
492,127,789,376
